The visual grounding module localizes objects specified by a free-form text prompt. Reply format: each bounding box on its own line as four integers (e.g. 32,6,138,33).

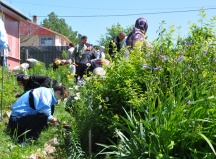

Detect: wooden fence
20,46,68,68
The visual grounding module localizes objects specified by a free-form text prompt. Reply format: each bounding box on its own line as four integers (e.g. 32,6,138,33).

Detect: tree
42,12,81,44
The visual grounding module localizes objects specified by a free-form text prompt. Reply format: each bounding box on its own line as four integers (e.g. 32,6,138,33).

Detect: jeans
9,110,49,142
0,56,8,67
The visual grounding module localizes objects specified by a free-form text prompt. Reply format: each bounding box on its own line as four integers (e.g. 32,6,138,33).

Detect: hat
99,46,105,50
135,17,148,32
55,60,61,66
17,74,24,81
93,67,106,76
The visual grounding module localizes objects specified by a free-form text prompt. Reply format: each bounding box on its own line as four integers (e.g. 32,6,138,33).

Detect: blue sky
2,0,216,45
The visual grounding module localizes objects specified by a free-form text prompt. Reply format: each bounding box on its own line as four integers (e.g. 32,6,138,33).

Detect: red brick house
20,16,71,47
0,1,30,69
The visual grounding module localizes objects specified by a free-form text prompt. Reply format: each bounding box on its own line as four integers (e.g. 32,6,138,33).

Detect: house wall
55,35,69,46
55,35,61,46
20,35,39,46
4,14,20,69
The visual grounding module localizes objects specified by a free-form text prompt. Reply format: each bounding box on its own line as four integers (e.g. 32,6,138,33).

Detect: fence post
25,49,28,60
89,129,92,157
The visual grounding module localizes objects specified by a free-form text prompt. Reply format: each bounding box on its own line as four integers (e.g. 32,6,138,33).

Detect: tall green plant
71,11,216,158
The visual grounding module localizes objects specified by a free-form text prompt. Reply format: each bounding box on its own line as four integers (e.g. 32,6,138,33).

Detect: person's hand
50,117,60,123
15,94,21,98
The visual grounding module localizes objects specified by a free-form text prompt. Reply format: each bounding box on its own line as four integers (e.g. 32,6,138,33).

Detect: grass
0,101,75,159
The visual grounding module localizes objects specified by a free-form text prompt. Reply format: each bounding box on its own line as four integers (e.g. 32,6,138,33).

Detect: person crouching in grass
8,84,69,143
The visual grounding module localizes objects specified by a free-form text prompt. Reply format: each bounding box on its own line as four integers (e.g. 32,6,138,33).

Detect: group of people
108,17,151,59
7,17,150,143
53,35,109,81
63,17,150,81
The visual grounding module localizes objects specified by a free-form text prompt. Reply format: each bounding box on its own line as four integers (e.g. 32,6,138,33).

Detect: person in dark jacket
108,32,126,59
16,74,58,98
75,47,95,81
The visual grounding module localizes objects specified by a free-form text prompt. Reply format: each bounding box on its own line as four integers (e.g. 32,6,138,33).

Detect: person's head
53,84,69,101
118,32,126,42
54,59,61,66
81,35,88,44
99,46,105,52
135,17,148,33
69,43,74,48
16,74,29,85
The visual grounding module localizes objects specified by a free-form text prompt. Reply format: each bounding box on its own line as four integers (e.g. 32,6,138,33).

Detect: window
40,37,54,46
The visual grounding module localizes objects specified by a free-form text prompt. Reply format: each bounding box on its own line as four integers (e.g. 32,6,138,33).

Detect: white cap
99,46,105,50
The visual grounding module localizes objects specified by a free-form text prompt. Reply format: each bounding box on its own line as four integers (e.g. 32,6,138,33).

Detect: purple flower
180,51,184,55
158,55,169,62
203,50,208,55
142,64,148,68
153,66,162,71
177,56,185,63
142,64,151,70
187,100,194,105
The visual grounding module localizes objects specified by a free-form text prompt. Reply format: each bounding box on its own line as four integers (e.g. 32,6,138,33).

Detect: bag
0,19,8,50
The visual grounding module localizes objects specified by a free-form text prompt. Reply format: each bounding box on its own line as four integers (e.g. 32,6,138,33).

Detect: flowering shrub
71,13,216,158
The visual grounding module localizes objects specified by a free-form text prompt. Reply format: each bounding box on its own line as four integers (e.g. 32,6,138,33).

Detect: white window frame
40,36,54,46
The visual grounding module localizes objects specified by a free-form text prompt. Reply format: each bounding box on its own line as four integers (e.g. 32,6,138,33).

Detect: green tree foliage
42,12,80,44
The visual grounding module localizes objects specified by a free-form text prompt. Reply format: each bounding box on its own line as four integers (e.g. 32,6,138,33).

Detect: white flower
76,92,80,98
99,105,102,109
74,85,79,90
74,96,80,100
106,97,109,102
86,63,91,67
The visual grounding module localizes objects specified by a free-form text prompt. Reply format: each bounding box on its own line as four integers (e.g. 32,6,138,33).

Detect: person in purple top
126,17,151,50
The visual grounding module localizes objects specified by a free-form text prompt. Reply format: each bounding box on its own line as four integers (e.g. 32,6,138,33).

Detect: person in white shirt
95,46,105,59
66,43,75,60
26,58,39,69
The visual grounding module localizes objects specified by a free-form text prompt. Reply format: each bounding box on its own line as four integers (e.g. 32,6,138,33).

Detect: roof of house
0,1,31,21
20,21,71,43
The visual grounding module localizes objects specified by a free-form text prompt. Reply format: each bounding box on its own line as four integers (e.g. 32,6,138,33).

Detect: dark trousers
9,110,49,142
75,63,87,81
0,56,8,67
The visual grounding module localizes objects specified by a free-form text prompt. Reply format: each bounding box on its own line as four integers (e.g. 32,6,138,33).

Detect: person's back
79,50,94,64
16,74,58,97
108,32,126,59
9,85,69,143
126,17,149,51
126,27,145,49
76,49,95,79
66,43,75,60
26,75,57,90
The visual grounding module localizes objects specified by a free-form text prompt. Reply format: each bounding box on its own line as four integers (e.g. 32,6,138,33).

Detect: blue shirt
10,87,57,120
